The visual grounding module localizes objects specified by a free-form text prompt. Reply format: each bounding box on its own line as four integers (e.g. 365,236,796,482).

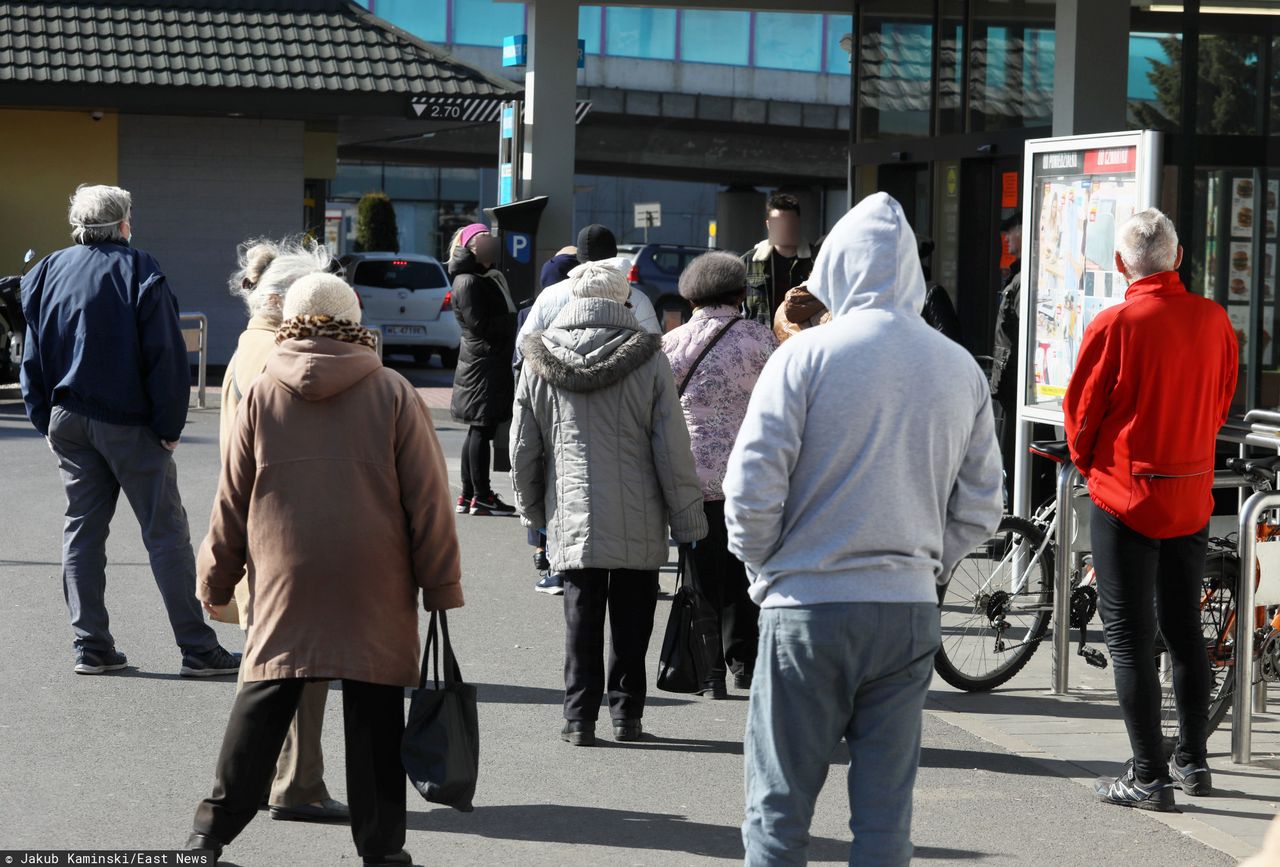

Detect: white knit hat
567,260,630,304
283,272,362,324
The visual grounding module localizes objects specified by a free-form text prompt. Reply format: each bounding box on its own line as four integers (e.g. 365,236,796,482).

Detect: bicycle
935,439,1108,691
1157,453,1280,742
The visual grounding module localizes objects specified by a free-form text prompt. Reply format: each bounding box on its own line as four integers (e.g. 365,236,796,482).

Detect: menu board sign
1026,147,1138,406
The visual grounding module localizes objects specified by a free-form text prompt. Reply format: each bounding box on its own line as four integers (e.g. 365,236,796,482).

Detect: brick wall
118,115,305,364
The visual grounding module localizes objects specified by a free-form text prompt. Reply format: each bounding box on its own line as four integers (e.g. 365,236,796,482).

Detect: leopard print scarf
275,315,377,350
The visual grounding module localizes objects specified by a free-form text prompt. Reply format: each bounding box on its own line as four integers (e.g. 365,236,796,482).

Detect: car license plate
383,326,427,337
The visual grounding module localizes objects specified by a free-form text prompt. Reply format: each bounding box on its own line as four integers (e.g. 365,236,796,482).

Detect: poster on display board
1017,130,1164,425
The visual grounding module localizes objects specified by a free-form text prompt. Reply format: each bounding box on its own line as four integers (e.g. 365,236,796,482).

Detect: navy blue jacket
20,242,190,441
539,253,578,291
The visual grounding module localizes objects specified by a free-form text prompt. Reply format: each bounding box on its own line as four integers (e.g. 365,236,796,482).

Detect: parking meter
485,196,548,307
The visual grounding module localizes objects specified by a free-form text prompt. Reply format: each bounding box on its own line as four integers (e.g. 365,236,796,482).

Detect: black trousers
460,424,496,500
688,500,759,680
562,568,659,722
1090,502,1212,781
193,678,406,858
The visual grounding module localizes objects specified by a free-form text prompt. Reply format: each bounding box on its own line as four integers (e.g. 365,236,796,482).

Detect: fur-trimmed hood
521,297,661,393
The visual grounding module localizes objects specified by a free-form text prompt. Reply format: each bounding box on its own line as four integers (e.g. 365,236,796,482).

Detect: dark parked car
619,243,711,332
0,249,34,383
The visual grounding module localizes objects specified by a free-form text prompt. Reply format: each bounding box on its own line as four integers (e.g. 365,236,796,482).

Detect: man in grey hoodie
724,192,1003,866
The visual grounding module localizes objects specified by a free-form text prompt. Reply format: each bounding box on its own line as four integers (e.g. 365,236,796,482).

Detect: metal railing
1233,409,1280,764
180,312,207,409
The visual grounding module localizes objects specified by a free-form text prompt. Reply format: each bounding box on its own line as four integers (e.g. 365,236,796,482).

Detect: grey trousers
234,661,332,807
47,406,217,654
743,603,940,867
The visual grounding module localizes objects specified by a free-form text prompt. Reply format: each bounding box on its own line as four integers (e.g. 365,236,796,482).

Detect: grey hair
231,236,333,322
1116,208,1179,279
679,251,748,304
69,184,132,245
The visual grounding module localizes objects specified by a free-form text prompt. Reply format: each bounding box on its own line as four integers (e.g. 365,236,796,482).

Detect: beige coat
198,336,463,687
218,316,280,627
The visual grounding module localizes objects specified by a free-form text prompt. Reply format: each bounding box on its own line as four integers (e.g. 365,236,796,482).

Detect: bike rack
1233,409,1280,764
179,312,207,410
1051,462,1083,695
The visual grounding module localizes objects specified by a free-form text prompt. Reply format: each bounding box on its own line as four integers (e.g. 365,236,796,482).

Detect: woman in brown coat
186,272,463,867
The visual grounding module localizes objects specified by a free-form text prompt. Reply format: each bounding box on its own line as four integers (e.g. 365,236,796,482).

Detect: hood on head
807,192,926,319
522,297,659,393
265,338,382,401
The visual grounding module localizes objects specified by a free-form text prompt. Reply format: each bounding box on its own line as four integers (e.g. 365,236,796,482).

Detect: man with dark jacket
741,193,817,328
1065,209,1236,811
20,184,239,678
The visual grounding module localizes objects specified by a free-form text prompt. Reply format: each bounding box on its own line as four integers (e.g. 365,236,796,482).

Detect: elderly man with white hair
1065,208,1236,811
20,184,240,678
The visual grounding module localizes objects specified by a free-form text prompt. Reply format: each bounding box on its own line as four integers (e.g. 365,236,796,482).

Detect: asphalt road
0,392,1235,866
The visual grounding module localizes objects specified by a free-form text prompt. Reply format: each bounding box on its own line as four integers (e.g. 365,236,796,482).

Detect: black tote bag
657,546,720,693
401,611,479,812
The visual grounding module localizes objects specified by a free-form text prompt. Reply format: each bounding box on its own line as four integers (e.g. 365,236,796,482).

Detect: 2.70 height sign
407,97,508,123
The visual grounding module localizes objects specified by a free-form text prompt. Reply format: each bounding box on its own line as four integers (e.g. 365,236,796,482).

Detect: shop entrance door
955,155,1021,357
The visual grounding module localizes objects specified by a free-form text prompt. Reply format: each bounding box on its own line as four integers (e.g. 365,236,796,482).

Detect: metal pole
1232,492,1267,764
197,315,207,410
1051,463,1081,695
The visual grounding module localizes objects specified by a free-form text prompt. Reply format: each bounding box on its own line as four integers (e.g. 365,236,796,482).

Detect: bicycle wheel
1159,551,1237,744
935,515,1054,691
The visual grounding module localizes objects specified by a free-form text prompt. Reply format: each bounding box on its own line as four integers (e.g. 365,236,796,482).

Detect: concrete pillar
716,186,765,257
1052,0,1129,136
523,0,579,266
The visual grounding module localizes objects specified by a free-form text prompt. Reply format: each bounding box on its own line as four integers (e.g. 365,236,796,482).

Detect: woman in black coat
448,223,518,517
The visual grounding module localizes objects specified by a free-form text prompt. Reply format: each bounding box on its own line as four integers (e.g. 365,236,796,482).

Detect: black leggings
460,424,497,501
1090,502,1211,780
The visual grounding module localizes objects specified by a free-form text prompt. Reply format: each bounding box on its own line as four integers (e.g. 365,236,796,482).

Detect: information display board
1017,130,1163,424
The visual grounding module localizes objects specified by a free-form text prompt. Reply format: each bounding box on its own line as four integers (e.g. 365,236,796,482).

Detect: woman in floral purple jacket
661,251,779,698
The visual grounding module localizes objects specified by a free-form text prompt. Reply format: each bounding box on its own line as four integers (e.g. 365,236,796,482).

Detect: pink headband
457,223,489,250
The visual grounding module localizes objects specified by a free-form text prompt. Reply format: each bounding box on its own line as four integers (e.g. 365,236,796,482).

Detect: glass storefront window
453,0,525,48
580,6,603,55
681,10,750,67
1128,32,1181,131
937,0,965,135
331,163,383,200
754,13,824,74
967,5,1056,133
1196,33,1262,136
376,0,447,43
826,15,853,76
1187,168,1278,411
859,4,934,141
440,167,482,201
604,8,677,61
384,165,438,201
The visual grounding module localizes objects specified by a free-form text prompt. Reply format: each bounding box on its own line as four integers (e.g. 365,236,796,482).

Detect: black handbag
401,611,479,812
657,546,721,693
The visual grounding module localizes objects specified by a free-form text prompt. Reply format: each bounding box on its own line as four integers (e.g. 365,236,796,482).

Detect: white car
339,252,461,368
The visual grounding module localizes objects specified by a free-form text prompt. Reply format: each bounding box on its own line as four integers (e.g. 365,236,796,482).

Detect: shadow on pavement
606,732,744,755
408,804,988,861
920,745,1124,780
114,668,238,683
470,681,694,708
406,803,844,860
928,689,1126,722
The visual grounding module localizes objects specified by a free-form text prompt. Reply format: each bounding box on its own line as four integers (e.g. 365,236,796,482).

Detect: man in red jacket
1065,208,1237,811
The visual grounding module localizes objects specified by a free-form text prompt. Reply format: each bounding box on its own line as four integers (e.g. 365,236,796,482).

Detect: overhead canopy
0,0,521,118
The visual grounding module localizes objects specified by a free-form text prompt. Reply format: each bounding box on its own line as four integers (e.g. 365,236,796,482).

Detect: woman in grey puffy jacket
510,261,708,747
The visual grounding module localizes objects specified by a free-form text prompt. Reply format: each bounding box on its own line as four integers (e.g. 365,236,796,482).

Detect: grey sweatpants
743,603,940,867
47,406,217,654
